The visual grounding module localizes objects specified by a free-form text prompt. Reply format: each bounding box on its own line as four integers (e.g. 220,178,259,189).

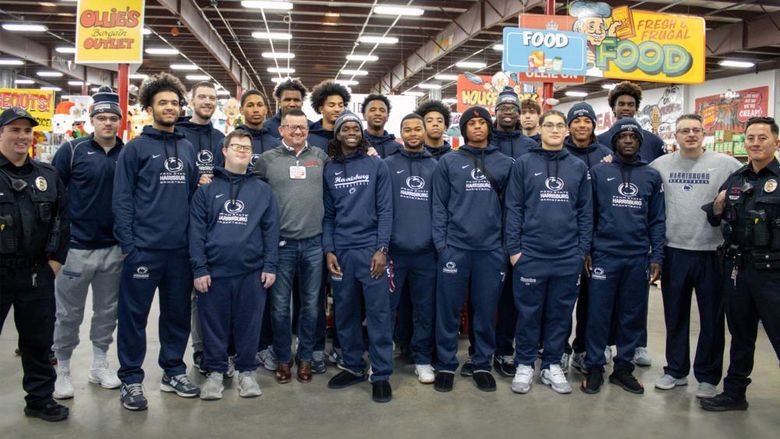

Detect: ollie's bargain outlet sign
75,0,145,64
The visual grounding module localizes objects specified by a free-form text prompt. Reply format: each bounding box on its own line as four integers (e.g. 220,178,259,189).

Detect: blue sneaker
120,383,148,411
161,374,200,398
311,351,327,374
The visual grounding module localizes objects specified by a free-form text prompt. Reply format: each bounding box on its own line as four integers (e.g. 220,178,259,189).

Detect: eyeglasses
228,144,252,152
281,124,308,132
496,105,519,114
95,115,120,123
541,123,567,131
676,127,703,135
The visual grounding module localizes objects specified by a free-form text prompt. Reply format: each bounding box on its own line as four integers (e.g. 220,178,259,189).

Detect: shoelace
516,367,534,380
548,366,566,382
126,384,143,396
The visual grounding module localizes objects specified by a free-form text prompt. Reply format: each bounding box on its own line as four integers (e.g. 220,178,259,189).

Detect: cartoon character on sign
570,1,621,75
223,98,240,134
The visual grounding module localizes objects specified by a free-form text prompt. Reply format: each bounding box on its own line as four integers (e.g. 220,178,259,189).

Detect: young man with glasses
506,110,592,395
254,109,330,383
51,87,125,400
650,114,741,398
190,129,278,400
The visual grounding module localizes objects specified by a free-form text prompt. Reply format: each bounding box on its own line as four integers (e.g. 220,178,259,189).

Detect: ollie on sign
522,31,569,48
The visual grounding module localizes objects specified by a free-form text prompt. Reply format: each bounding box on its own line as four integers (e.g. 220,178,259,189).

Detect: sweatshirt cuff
121,243,135,255
263,263,277,274
193,266,209,278
701,203,722,227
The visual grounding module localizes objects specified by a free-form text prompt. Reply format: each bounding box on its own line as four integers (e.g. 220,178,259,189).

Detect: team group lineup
1,70,779,423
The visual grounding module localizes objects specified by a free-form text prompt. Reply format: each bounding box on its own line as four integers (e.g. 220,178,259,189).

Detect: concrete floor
1,286,778,439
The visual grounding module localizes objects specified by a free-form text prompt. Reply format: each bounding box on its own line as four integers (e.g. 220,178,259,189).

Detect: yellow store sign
75,0,145,64
0,89,55,132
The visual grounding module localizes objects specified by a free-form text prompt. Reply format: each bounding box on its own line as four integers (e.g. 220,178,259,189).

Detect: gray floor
1,286,778,439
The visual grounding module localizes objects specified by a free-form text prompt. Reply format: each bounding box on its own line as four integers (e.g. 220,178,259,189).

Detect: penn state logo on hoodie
160,155,187,184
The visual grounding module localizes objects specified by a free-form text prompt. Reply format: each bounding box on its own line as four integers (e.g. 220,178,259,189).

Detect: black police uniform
704,157,780,402
0,152,69,410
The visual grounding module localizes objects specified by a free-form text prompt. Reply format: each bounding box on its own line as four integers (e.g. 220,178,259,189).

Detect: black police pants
0,264,57,407
722,261,780,398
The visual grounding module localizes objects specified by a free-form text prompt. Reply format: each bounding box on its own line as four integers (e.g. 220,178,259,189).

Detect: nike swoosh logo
152,154,161,159
707,168,718,172
396,170,405,174
216,194,224,198
462,165,470,169
607,177,616,181
87,151,97,155
335,171,343,175
534,172,543,176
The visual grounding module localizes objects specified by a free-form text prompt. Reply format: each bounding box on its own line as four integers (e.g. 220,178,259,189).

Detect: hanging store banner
502,28,589,76
456,73,541,115
75,0,145,64
695,86,769,136
0,88,56,132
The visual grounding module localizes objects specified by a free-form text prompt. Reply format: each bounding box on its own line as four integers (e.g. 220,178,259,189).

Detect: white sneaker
414,364,435,384
200,372,224,400
53,367,74,400
511,365,534,394
696,382,718,399
604,346,613,363
560,352,570,374
540,364,572,394
654,374,688,390
88,361,121,389
633,347,652,367
238,371,262,398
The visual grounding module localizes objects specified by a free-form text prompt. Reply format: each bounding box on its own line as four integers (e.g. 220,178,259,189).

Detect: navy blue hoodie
490,128,537,159
384,148,438,254
529,133,541,144
564,136,613,169
113,126,198,253
425,141,452,160
505,146,593,262
431,144,514,251
175,117,225,177
308,119,333,150
264,111,283,140
52,135,122,249
322,152,392,253
590,156,665,263
598,125,665,163
364,130,400,158
189,167,279,278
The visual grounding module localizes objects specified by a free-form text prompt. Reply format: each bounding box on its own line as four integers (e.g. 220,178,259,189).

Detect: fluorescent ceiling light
91,87,101,92
170,63,199,70
442,98,457,104
15,79,36,85
271,77,292,83
456,61,487,69
493,44,504,51
0,59,24,66
565,90,588,97
145,47,179,55
418,83,442,90
434,74,459,81
68,80,85,86
340,69,369,76
268,67,295,73
128,74,148,80
718,59,755,68
241,1,293,10
346,54,378,62
359,36,398,44
252,31,293,40
262,52,295,59
217,89,230,95
143,28,152,35
373,5,424,16
40,86,62,91
186,74,211,81
335,79,359,86
55,47,76,53
402,91,425,97
2,23,48,32
601,83,617,90
325,12,340,17
37,71,63,77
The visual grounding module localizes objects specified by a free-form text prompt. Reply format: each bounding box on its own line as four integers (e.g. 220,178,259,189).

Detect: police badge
34,176,48,191
764,179,777,193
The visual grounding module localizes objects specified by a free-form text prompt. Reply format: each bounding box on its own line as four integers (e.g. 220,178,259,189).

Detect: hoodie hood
397,147,433,159
425,141,452,158
236,123,270,138
176,116,215,134
528,145,570,160
141,125,186,141
459,143,500,155
564,136,599,153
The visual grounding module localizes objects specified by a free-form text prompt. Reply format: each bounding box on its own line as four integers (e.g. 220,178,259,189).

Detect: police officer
701,116,780,411
0,107,69,421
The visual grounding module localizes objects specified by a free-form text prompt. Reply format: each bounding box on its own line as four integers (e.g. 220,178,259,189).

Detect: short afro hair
607,81,643,110
310,80,351,114
139,72,186,109
273,78,308,101
362,94,391,114
415,100,452,128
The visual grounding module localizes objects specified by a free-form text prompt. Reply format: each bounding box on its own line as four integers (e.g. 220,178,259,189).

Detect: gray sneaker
238,371,262,398
696,382,718,399
161,373,200,398
560,352,571,374
120,383,148,411
654,374,688,390
200,372,224,400
632,346,652,367
256,348,276,372
571,352,586,374
540,364,572,394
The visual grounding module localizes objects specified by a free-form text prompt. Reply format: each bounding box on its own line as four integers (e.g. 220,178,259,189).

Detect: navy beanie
459,106,493,143
495,86,520,111
90,86,122,117
610,117,644,146
567,102,596,126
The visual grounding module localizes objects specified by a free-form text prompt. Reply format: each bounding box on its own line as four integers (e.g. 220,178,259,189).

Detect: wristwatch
376,246,388,255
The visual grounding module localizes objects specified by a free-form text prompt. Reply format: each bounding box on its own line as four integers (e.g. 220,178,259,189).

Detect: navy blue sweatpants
118,248,193,384
585,252,649,372
198,270,265,374
495,263,517,358
389,251,436,365
661,247,724,384
514,255,580,369
435,247,505,372
330,247,393,382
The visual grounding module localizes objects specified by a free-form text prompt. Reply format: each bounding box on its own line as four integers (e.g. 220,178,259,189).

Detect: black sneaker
700,393,749,411
493,355,517,377
580,368,604,394
609,370,644,394
327,370,365,389
120,383,148,411
460,358,474,377
371,380,392,403
193,351,206,375
434,371,454,392
473,371,497,392
24,400,69,422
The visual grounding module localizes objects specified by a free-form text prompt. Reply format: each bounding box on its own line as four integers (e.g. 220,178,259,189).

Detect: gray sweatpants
52,246,123,360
